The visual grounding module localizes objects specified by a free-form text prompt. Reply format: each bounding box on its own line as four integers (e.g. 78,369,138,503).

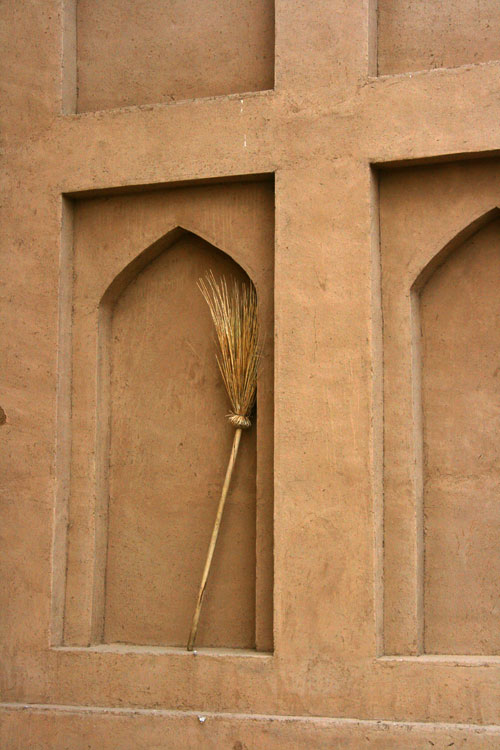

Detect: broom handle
187,427,242,651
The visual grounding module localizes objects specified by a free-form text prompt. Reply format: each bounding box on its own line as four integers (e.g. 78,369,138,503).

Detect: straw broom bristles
187,272,260,651
198,271,259,428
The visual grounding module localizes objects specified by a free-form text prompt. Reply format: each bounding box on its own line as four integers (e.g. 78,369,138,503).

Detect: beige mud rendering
2,1,500,748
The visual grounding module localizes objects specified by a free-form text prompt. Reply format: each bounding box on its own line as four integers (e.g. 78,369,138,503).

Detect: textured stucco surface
2,0,500,747
3,705,500,750
77,0,275,111
378,0,500,75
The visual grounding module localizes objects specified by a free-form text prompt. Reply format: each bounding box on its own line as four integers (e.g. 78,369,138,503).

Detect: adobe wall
2,1,500,747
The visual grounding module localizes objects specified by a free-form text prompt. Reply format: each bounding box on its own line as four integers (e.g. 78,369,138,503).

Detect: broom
187,271,260,651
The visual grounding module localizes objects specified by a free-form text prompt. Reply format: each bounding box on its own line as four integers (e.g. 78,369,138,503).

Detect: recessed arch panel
98,229,258,648
60,179,274,653
380,161,500,657
417,215,500,654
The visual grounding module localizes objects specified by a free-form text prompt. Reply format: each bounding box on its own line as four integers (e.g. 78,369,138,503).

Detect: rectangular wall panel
76,0,275,112
59,178,275,652
378,0,500,75
380,159,500,656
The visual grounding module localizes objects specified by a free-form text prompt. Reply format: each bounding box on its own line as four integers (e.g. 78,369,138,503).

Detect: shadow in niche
92,227,258,649
410,207,500,656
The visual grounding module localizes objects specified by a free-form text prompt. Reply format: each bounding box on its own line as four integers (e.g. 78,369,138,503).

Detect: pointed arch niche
414,209,500,655
379,160,500,658
58,178,274,652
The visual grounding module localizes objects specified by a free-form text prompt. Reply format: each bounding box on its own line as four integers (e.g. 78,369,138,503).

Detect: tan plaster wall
76,0,275,112
3,705,500,750
378,0,500,75
3,0,500,746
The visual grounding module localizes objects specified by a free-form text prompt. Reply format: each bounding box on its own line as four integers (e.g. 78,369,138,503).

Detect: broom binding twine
228,412,252,428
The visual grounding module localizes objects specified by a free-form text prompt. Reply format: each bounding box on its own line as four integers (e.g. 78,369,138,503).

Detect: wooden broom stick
187,272,260,651
187,427,242,651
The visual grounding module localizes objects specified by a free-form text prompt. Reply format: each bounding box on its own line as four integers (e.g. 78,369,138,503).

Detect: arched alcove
416,213,500,654
97,229,258,648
